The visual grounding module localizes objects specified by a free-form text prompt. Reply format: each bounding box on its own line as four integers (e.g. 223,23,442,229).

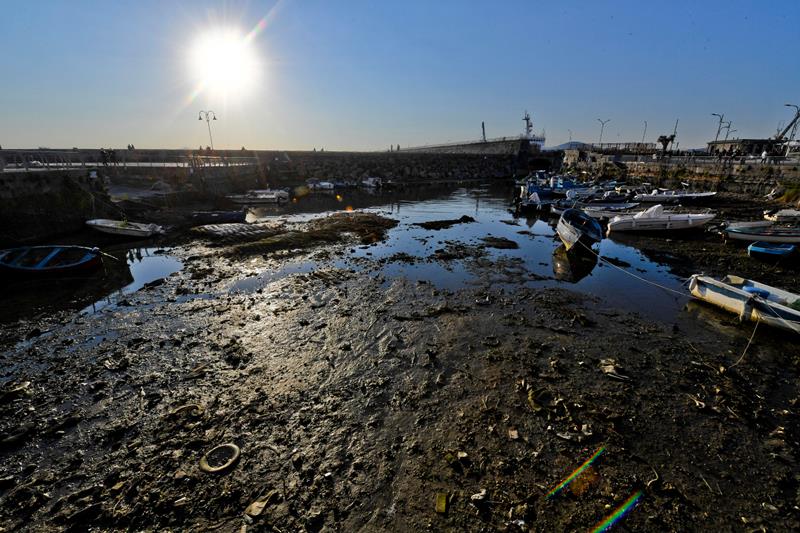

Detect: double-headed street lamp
198,110,217,151
597,118,611,145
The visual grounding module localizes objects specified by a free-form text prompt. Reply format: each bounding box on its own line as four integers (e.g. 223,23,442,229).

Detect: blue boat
0,246,102,276
747,241,796,258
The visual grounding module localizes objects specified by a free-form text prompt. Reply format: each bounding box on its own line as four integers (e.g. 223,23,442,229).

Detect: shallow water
81,247,182,314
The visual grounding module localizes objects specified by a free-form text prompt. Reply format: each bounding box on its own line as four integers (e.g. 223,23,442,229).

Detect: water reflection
552,244,598,283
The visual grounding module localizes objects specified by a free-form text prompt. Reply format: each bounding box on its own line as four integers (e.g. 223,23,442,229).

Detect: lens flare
545,446,605,499
190,27,259,100
590,491,642,533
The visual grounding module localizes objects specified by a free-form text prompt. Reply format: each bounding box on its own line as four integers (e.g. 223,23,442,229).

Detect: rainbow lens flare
590,490,642,533
545,446,606,499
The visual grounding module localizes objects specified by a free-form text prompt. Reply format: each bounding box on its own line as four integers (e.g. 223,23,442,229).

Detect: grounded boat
86,219,164,237
724,223,800,243
689,274,800,333
747,241,796,258
633,189,717,203
0,246,102,276
764,209,800,223
226,189,289,204
519,192,556,213
556,208,603,251
607,204,715,233
190,210,247,225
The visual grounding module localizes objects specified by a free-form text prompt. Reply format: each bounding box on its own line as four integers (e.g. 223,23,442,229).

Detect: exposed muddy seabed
1,190,799,532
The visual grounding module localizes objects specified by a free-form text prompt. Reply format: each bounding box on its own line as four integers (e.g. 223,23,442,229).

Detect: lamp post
568,129,572,142
198,110,217,151
723,121,733,140
711,113,724,142
597,118,610,146
641,121,648,145
786,103,799,156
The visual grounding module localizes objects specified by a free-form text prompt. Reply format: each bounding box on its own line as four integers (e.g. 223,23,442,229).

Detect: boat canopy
634,204,664,219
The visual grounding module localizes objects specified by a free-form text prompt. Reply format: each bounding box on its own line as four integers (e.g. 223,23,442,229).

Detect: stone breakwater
263,151,525,186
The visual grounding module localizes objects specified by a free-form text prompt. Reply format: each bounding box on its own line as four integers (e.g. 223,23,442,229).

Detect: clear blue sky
1,0,798,150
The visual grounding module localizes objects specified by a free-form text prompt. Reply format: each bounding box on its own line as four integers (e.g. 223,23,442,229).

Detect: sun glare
190,27,259,100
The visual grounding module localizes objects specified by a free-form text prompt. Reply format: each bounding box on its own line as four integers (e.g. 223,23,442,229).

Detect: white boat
361,176,382,189
688,274,800,333
86,219,164,237
724,222,800,243
633,189,717,203
764,209,800,223
556,208,603,251
226,189,289,204
607,205,715,233
307,180,335,191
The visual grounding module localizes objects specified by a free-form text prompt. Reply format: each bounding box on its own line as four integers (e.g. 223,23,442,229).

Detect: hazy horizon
2,0,798,151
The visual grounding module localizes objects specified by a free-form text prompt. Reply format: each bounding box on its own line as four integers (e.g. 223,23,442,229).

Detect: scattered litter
199,443,241,474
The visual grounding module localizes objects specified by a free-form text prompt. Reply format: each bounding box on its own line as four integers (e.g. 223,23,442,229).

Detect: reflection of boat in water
552,244,598,283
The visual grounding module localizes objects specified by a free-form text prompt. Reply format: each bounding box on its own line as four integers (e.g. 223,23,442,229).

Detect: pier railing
0,149,259,172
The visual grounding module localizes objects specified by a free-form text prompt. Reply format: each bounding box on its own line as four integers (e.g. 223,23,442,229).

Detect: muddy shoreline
1,193,799,532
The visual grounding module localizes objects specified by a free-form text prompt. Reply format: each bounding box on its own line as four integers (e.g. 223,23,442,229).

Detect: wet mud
1,194,799,532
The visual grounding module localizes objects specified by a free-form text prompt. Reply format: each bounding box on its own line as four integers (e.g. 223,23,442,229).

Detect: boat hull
724,227,800,243
86,219,163,237
747,241,796,258
608,213,715,233
556,209,603,251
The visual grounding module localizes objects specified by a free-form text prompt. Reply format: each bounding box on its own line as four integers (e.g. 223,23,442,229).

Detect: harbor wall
0,171,117,246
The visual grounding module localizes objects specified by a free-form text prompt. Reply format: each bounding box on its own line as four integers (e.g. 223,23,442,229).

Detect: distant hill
543,141,591,151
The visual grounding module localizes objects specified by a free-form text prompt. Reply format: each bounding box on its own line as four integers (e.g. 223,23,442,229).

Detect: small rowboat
724,223,800,243
688,274,800,333
86,219,164,238
633,189,717,203
747,241,796,258
556,208,603,251
226,189,289,204
190,210,247,225
0,246,102,276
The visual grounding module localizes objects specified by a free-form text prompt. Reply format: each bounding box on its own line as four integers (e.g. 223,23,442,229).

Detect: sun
190,27,259,100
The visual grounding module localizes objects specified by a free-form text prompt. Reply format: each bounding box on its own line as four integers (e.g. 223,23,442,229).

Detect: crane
775,104,800,141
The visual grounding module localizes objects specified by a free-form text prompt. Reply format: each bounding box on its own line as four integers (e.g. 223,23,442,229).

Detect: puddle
81,248,182,314
228,261,319,293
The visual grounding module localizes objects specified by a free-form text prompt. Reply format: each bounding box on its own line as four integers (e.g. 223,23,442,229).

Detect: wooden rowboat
86,219,164,237
0,246,102,276
688,274,800,333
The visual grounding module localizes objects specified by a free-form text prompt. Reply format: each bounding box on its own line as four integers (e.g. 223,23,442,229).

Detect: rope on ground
728,318,759,369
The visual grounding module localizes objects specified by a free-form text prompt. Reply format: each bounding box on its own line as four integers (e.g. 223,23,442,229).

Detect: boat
86,219,164,237
556,208,603,251
0,246,102,276
361,176,383,189
607,204,715,233
226,189,289,204
633,189,717,203
190,210,247,225
688,274,800,333
747,241,796,258
764,209,800,223
723,223,800,243
519,192,557,214
307,180,335,191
